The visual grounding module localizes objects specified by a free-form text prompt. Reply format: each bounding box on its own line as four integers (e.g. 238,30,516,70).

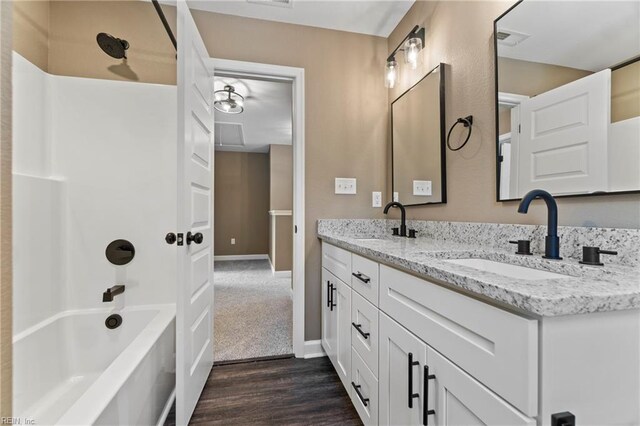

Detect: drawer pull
352,322,370,339
423,365,436,425
351,382,370,407
408,352,420,408
352,271,371,283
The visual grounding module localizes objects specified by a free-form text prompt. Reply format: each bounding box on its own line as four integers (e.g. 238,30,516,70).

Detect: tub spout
103,285,125,302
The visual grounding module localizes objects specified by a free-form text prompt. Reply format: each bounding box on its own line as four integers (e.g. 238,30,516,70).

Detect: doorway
211,59,305,361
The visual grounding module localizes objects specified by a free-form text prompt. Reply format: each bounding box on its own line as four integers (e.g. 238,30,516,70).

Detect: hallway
213,260,293,362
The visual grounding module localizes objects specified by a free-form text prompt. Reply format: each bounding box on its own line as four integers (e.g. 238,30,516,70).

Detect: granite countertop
317,220,640,317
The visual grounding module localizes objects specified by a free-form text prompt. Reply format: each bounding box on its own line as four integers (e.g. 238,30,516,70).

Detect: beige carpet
213,260,293,362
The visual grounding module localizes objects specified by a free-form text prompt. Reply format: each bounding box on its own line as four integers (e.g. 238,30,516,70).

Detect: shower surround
12,52,178,424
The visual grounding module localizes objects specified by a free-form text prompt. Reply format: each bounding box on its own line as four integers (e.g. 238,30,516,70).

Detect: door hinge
177,233,184,246
518,124,521,133
295,225,298,234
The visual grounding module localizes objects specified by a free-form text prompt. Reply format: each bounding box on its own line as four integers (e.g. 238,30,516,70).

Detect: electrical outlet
413,180,432,196
393,192,399,202
231,238,236,245
372,191,382,207
335,178,357,195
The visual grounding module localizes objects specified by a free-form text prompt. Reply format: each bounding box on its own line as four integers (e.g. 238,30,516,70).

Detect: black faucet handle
408,229,417,239
580,246,617,266
509,240,532,255
391,227,399,236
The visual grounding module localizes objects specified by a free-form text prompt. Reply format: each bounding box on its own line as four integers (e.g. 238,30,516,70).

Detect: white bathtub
13,304,176,425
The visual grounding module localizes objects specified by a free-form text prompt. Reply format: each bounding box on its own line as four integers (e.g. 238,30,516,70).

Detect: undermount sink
354,237,384,242
443,258,569,280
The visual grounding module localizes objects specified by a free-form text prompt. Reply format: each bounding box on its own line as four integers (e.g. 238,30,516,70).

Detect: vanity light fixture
214,85,244,114
385,25,425,87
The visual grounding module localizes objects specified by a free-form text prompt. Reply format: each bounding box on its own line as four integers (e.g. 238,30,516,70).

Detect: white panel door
379,312,427,426
428,347,535,426
518,69,610,196
176,1,214,424
321,268,337,362
335,278,352,389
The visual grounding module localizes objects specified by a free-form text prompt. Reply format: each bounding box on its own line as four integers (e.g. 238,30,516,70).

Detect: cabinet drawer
428,347,535,425
351,291,378,377
351,253,379,306
351,348,378,426
380,265,538,417
322,243,352,285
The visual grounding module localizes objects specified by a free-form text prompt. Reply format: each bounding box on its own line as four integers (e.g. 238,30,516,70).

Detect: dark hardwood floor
165,356,362,425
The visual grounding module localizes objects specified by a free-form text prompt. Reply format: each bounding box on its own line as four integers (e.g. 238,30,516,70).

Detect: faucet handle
391,227,399,236
408,229,417,239
509,240,532,255
579,246,618,266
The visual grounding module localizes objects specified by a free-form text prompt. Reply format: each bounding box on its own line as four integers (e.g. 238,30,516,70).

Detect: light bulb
385,59,397,89
222,102,231,112
404,37,422,70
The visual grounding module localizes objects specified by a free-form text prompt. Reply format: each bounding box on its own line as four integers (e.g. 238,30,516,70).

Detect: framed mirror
494,0,640,201
392,63,446,206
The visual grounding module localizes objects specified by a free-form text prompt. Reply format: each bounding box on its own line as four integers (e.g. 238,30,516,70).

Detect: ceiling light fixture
385,25,425,87
214,85,244,114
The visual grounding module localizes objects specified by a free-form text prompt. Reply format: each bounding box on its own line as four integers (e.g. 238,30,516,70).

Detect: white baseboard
304,340,326,359
214,254,269,261
273,270,292,278
156,388,176,426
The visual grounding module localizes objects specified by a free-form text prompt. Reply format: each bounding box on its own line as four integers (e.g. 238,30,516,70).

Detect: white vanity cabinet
320,241,639,425
321,244,352,390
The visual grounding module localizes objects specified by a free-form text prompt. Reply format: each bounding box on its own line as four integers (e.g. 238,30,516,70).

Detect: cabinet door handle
423,365,436,425
352,271,371,283
330,284,337,311
351,382,370,407
352,322,370,339
408,352,420,408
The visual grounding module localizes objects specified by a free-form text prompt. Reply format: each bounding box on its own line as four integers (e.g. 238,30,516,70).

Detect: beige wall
269,144,292,210
387,1,640,233
612,60,640,123
268,145,293,271
214,151,270,256
13,0,49,72
0,0,11,416
14,1,176,84
193,12,389,340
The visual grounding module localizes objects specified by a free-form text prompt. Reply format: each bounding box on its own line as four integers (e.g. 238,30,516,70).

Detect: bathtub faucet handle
103,284,125,302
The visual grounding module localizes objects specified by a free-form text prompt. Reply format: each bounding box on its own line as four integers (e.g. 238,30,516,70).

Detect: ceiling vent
215,122,245,148
247,0,293,8
496,28,530,47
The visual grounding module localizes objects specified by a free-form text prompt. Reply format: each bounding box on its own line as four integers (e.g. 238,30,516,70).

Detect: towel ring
446,115,473,151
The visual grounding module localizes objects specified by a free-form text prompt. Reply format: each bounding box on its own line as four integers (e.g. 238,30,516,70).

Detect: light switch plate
413,180,432,196
335,178,357,194
372,191,382,207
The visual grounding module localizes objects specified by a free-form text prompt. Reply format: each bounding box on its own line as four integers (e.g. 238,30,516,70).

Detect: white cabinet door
335,278,352,389
379,312,426,426
321,268,337,364
428,347,535,426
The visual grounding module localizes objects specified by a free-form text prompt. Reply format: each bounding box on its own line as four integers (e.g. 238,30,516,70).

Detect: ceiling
214,75,292,153
497,1,640,72
187,0,415,37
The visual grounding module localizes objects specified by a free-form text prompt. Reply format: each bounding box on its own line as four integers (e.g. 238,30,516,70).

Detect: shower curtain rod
152,0,177,51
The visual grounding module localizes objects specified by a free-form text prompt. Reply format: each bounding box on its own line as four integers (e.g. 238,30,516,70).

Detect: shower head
96,33,129,59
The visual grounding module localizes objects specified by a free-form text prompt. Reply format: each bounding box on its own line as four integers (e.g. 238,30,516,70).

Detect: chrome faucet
384,201,407,237
517,189,562,260
103,285,125,302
